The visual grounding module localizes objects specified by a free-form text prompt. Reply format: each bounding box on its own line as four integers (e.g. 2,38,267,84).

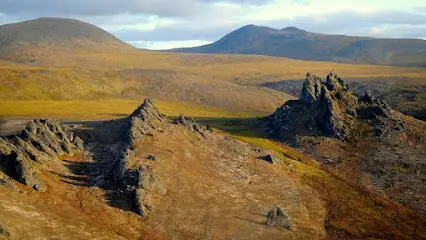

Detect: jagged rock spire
300,72,321,104
262,70,392,140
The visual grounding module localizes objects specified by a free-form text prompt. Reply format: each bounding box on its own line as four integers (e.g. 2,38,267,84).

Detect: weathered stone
262,71,386,140
175,114,210,136
0,118,82,191
266,207,291,230
300,72,320,104
137,165,167,195
73,136,84,150
135,188,153,216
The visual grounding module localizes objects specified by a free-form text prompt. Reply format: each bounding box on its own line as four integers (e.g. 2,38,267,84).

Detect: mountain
0,17,132,56
172,25,426,67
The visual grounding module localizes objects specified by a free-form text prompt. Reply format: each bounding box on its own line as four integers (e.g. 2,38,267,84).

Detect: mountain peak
281,26,306,32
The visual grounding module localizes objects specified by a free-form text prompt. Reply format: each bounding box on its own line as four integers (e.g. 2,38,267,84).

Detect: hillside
1,18,426,118
0,17,132,59
1,100,425,239
172,25,426,67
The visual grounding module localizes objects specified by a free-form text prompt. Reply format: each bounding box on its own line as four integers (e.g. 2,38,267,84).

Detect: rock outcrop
175,114,212,137
102,99,167,216
266,207,291,230
114,99,166,181
262,71,392,140
137,165,167,195
0,119,82,191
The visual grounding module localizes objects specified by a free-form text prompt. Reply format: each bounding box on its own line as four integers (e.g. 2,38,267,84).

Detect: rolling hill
1,18,426,117
0,17,132,59
172,25,426,67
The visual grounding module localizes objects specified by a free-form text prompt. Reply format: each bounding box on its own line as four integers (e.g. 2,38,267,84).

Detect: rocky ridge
83,99,211,216
0,119,83,192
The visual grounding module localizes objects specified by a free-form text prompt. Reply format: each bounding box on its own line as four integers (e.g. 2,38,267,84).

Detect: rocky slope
261,72,426,214
1,98,425,239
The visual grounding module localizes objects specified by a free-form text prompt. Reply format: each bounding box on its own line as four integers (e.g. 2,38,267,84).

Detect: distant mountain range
171,25,426,67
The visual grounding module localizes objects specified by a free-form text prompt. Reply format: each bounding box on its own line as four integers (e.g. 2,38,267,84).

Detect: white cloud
127,40,212,50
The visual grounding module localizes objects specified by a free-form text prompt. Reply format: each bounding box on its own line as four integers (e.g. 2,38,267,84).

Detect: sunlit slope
2,50,426,113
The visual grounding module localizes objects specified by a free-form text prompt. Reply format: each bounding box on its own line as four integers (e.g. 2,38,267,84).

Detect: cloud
128,40,212,50
0,0,425,49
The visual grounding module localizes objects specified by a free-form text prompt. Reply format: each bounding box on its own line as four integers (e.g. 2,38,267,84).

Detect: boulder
137,165,167,195
262,154,279,164
266,207,291,230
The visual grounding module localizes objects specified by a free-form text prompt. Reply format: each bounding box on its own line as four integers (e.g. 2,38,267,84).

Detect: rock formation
0,119,82,191
262,71,393,140
266,207,291,230
175,114,212,137
104,99,168,216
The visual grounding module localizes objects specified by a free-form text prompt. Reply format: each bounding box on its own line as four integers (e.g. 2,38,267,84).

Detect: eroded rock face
0,119,82,191
262,71,391,140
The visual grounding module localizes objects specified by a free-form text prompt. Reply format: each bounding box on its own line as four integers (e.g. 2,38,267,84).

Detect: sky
0,0,426,50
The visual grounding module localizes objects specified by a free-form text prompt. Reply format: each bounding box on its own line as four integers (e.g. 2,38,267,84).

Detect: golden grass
0,99,266,120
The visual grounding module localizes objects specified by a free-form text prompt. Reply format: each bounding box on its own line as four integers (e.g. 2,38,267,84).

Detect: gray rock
135,188,153,216
266,207,291,230
0,119,82,191
300,72,320,104
175,114,210,137
262,154,279,164
137,165,167,195
73,136,84,150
